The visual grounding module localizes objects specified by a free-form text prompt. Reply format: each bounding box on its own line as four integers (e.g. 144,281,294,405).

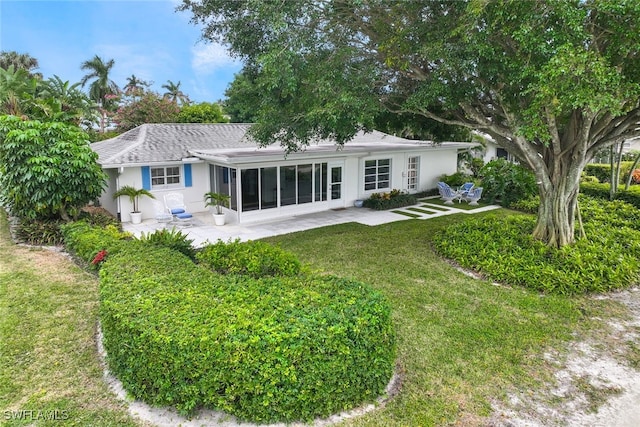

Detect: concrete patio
123,199,500,247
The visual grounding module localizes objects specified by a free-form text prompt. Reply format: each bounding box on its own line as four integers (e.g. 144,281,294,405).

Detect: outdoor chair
463,187,483,205
439,185,461,204
437,181,451,198
163,193,193,226
152,200,173,228
459,182,474,198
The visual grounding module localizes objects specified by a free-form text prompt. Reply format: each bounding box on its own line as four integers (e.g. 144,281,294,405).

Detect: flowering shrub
631,169,640,184
91,249,108,265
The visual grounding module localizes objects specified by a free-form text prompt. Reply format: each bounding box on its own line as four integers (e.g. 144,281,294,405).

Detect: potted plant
113,185,155,224
204,191,230,226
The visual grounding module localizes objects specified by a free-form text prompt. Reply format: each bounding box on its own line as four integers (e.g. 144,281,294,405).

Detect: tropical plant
204,191,230,214
179,0,640,248
112,185,155,213
123,74,150,96
0,50,41,78
80,55,119,132
161,79,190,105
0,116,106,221
40,75,96,125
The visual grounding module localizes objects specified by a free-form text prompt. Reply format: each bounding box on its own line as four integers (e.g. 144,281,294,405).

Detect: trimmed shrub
509,195,539,214
139,227,196,261
580,181,640,209
197,239,301,277
584,162,634,184
60,221,133,269
478,159,537,206
363,189,417,210
432,199,640,294
99,246,396,422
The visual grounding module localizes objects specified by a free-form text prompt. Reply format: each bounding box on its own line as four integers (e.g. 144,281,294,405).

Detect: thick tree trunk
533,180,579,248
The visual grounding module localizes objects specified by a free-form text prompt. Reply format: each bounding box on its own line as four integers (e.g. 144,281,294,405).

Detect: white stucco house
91,123,478,224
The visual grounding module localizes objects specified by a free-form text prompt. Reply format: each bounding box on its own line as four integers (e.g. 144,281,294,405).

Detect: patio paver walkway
123,199,500,247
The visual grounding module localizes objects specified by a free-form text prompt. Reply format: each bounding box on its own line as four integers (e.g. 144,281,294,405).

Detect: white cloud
191,43,240,75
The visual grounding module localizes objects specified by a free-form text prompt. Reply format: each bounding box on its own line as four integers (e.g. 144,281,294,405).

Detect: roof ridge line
103,124,148,164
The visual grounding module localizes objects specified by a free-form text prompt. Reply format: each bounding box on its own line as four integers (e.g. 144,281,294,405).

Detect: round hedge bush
99,245,396,422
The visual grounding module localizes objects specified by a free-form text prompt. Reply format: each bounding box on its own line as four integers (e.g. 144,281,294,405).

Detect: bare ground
488,287,640,427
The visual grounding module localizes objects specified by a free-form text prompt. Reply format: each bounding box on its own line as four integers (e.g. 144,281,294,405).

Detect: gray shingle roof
92,123,476,167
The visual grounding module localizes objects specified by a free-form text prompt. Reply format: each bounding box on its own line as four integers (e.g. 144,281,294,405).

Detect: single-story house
91,123,479,224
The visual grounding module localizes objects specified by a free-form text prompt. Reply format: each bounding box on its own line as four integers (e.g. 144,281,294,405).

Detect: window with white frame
151,166,181,188
364,159,391,191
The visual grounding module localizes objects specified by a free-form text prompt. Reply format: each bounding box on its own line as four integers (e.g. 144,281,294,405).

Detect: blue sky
0,0,243,103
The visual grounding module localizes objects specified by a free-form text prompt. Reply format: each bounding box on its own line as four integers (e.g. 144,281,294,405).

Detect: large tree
162,79,190,105
0,51,41,78
180,0,640,247
177,101,229,123
0,116,106,221
80,55,119,132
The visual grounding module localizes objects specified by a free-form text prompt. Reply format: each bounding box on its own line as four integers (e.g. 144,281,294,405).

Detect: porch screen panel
241,168,259,211
298,164,313,204
213,165,237,211
280,166,296,206
314,163,327,202
260,167,277,209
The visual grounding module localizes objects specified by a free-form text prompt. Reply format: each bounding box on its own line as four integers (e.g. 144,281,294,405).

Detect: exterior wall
98,168,119,217
115,162,210,222
106,148,461,223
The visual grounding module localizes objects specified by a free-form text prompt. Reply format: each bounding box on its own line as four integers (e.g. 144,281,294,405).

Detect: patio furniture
463,187,483,205
439,185,461,204
152,200,173,228
458,182,474,198
163,193,193,226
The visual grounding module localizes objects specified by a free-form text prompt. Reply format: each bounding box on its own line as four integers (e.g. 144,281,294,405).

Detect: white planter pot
130,212,142,224
213,213,226,226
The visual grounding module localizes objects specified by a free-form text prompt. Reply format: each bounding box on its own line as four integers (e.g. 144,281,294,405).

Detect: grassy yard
0,208,630,426
0,211,143,426
264,211,627,426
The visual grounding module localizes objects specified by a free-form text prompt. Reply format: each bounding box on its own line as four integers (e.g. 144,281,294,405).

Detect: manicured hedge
197,239,301,277
584,162,634,183
60,221,133,268
580,181,640,209
99,245,396,422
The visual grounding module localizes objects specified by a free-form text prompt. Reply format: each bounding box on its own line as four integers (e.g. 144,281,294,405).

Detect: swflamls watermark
3,409,69,421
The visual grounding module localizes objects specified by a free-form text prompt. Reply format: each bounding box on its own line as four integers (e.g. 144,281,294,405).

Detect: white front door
328,162,344,208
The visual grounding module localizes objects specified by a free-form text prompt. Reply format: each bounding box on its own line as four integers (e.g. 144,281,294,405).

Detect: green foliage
478,159,538,206
0,116,106,221
139,227,196,261
100,245,395,422
509,195,540,214
584,162,634,184
363,190,417,210
177,102,229,123
439,171,473,187
433,196,640,294
60,221,132,269
581,181,640,209
197,239,301,278
15,218,65,245
204,191,230,215
113,91,180,131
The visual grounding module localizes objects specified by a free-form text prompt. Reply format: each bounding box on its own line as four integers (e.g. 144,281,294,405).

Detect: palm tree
41,75,95,125
0,51,42,78
162,80,190,105
123,74,150,97
80,55,119,132
0,65,38,117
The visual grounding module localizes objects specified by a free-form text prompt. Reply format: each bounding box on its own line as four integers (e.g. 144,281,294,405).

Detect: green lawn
419,196,492,210
0,209,628,426
0,211,142,427
264,212,624,426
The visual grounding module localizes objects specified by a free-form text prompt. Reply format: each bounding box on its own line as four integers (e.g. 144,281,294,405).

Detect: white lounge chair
163,193,193,226
439,185,461,204
152,199,173,228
